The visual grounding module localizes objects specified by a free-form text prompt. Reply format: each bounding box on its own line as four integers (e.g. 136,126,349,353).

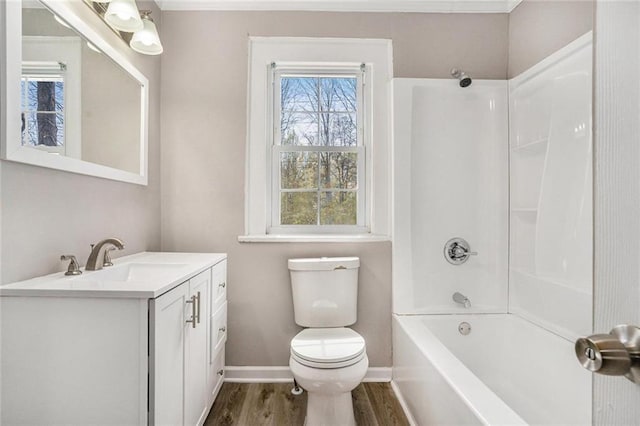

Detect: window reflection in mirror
21,2,143,174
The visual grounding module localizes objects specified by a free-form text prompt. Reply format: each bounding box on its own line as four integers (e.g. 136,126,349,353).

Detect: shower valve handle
444,238,477,265
452,246,477,258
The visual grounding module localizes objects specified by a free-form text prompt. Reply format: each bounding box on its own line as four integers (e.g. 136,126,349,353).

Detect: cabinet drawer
211,349,225,403
210,302,227,364
211,260,227,311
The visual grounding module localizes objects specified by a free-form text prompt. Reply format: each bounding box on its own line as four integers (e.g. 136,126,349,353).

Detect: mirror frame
1,0,149,185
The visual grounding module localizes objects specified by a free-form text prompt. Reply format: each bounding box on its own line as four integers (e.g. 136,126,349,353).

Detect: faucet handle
444,238,477,265
103,247,115,267
61,255,82,276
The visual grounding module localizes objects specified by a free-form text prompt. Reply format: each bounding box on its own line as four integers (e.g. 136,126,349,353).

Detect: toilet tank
288,257,360,327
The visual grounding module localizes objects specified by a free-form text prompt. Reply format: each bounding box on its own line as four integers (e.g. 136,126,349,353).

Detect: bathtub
392,314,591,425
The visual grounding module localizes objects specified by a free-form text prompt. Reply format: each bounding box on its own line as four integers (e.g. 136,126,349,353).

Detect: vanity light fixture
104,0,143,33
130,11,163,55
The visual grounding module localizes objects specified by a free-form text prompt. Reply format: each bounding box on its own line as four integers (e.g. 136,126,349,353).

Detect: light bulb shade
105,0,143,32
130,17,163,55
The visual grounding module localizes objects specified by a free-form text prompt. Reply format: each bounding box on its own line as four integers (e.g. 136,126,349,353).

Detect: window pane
27,81,39,110
281,152,318,189
320,192,357,225
55,81,64,112
55,112,65,145
22,112,37,146
36,112,62,146
282,112,318,146
320,152,358,189
281,77,318,112
320,77,356,112
320,113,357,146
21,111,64,147
281,192,318,225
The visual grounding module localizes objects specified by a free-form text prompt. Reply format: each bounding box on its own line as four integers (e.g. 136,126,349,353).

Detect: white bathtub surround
392,314,591,425
509,32,593,342
391,32,593,426
393,79,509,314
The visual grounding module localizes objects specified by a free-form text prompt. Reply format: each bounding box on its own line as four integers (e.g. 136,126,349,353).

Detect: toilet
288,257,368,426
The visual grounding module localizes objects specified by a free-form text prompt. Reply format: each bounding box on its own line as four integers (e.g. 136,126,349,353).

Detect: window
243,37,392,241
21,63,66,154
271,68,366,233
21,36,82,160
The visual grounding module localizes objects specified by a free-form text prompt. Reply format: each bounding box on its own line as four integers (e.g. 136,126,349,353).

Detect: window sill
237,234,391,243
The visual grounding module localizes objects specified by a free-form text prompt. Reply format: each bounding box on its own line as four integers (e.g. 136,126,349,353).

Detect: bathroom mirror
1,0,148,185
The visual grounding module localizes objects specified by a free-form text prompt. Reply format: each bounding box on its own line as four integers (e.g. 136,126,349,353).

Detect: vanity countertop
0,252,226,299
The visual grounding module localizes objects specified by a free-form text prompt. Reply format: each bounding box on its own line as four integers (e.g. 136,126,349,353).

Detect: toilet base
290,355,368,426
305,392,356,426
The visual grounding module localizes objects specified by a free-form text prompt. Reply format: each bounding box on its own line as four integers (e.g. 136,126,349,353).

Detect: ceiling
156,0,524,13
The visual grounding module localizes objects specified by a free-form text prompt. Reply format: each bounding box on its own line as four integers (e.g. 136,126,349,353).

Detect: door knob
575,325,640,384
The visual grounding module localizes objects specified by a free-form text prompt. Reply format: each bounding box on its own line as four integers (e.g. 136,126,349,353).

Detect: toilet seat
290,328,366,369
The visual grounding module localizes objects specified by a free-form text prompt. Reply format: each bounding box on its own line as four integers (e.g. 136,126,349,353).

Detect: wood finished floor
204,382,410,426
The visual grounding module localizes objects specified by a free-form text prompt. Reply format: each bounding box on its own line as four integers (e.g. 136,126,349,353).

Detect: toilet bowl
290,327,368,426
288,257,366,425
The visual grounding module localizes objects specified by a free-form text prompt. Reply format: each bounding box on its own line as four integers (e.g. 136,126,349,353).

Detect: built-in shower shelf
512,138,548,154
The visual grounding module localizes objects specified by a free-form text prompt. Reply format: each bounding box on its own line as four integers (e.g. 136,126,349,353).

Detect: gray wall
81,42,141,174
159,11,509,367
1,1,162,283
508,0,594,78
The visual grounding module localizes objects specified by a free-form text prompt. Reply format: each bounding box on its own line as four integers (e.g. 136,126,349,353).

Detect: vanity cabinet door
149,282,189,426
149,266,218,426
185,269,212,426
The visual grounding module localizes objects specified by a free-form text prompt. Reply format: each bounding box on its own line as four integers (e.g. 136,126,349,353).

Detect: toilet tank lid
288,257,360,271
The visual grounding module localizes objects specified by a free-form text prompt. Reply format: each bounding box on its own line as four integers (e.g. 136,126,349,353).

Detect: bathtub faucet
453,292,471,308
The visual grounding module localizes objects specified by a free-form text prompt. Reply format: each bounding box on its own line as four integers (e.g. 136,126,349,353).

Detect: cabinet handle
219,282,226,288
196,291,201,324
217,369,224,376
219,326,226,333
186,295,197,328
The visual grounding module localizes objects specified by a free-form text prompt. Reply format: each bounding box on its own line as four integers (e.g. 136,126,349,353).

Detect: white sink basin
0,252,226,298
75,263,189,283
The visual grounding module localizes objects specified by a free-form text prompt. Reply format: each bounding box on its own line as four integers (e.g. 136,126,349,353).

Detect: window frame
21,62,67,155
268,65,369,234
242,37,392,242
21,36,82,160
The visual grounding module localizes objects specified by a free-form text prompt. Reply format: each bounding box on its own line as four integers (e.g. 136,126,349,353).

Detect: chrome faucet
453,292,471,308
85,238,125,271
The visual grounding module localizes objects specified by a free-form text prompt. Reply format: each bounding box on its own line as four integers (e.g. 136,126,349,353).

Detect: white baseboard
390,380,418,426
225,366,292,383
224,366,392,383
362,367,392,382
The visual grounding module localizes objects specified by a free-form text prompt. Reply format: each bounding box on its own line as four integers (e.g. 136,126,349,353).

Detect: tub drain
458,322,471,335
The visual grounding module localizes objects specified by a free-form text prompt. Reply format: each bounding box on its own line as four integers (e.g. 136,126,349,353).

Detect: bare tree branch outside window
279,75,359,226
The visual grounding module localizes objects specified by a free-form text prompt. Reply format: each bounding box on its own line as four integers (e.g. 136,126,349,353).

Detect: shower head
451,68,472,88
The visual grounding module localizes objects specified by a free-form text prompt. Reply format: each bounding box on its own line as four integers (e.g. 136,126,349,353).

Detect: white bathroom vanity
0,252,228,426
